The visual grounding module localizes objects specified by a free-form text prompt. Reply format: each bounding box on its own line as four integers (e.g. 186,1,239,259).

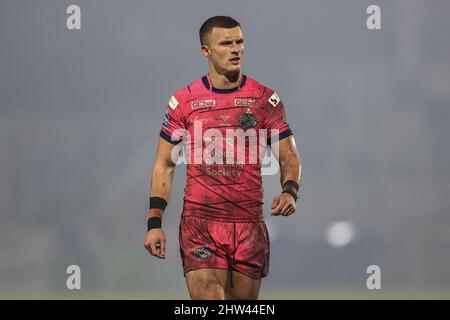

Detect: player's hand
144,228,166,259
271,193,296,216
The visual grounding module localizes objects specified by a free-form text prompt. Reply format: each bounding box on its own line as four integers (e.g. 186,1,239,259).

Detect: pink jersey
160,74,292,222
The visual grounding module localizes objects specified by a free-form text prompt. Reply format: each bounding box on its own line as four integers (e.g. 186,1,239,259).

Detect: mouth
229,57,241,64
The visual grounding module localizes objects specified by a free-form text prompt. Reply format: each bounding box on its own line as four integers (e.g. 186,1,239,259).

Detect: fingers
154,243,165,259
144,231,166,259
271,196,280,209
271,204,283,215
286,206,296,216
272,194,296,216
159,237,166,258
271,196,282,215
144,240,157,256
279,201,290,215
150,242,159,256
145,241,166,259
280,201,296,216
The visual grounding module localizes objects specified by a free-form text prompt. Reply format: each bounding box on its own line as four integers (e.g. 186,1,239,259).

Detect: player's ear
201,45,210,58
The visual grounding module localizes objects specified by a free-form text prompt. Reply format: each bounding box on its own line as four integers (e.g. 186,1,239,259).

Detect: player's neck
207,69,241,90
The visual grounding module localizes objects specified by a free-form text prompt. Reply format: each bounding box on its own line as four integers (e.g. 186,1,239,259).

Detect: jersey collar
202,73,247,94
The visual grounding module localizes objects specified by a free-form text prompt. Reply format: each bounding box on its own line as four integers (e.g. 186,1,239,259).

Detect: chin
226,65,241,74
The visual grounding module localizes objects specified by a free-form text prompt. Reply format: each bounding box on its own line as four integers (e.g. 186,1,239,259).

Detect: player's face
203,26,244,74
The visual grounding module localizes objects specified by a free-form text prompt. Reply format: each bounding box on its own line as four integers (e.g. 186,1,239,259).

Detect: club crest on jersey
192,246,213,259
191,99,216,109
234,98,259,107
238,109,259,129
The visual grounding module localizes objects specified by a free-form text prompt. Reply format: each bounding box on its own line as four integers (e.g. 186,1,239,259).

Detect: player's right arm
144,92,186,259
144,137,180,259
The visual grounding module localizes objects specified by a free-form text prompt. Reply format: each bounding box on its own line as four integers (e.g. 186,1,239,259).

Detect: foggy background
1,0,449,298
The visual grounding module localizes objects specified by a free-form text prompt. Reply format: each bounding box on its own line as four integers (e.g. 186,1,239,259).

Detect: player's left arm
271,135,302,216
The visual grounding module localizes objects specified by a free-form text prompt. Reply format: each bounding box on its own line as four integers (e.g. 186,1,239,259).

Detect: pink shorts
179,216,270,279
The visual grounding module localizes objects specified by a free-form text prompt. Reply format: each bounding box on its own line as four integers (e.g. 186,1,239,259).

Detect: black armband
147,217,162,231
282,180,300,202
149,196,168,211
282,180,299,192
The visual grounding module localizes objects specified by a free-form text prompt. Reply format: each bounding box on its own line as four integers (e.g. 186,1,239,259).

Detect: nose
231,42,241,54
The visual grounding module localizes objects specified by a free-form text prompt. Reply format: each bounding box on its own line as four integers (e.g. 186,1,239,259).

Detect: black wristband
282,180,299,192
147,217,162,231
282,180,299,202
282,189,298,202
149,196,168,211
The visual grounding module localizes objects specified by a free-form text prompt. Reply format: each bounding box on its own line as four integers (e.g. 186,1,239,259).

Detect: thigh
225,270,261,300
185,268,228,300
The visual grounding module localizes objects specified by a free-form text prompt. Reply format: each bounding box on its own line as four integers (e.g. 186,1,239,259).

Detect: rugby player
144,16,302,300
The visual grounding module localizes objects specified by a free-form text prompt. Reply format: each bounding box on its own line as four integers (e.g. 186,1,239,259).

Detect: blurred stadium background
1,0,449,299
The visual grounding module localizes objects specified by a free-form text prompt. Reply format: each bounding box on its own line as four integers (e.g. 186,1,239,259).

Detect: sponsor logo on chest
234,98,259,107
191,99,217,109
192,116,210,124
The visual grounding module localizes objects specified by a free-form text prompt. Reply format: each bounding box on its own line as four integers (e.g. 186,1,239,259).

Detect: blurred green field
3,288,450,300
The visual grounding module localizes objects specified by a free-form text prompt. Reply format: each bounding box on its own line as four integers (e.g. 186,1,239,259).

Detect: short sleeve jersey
159,74,293,222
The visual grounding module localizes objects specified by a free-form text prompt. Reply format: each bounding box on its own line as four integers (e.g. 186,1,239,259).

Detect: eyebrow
219,38,244,44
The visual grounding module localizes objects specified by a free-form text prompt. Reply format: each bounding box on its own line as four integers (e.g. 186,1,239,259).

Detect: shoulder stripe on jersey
267,128,293,147
160,130,182,145
278,128,293,140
